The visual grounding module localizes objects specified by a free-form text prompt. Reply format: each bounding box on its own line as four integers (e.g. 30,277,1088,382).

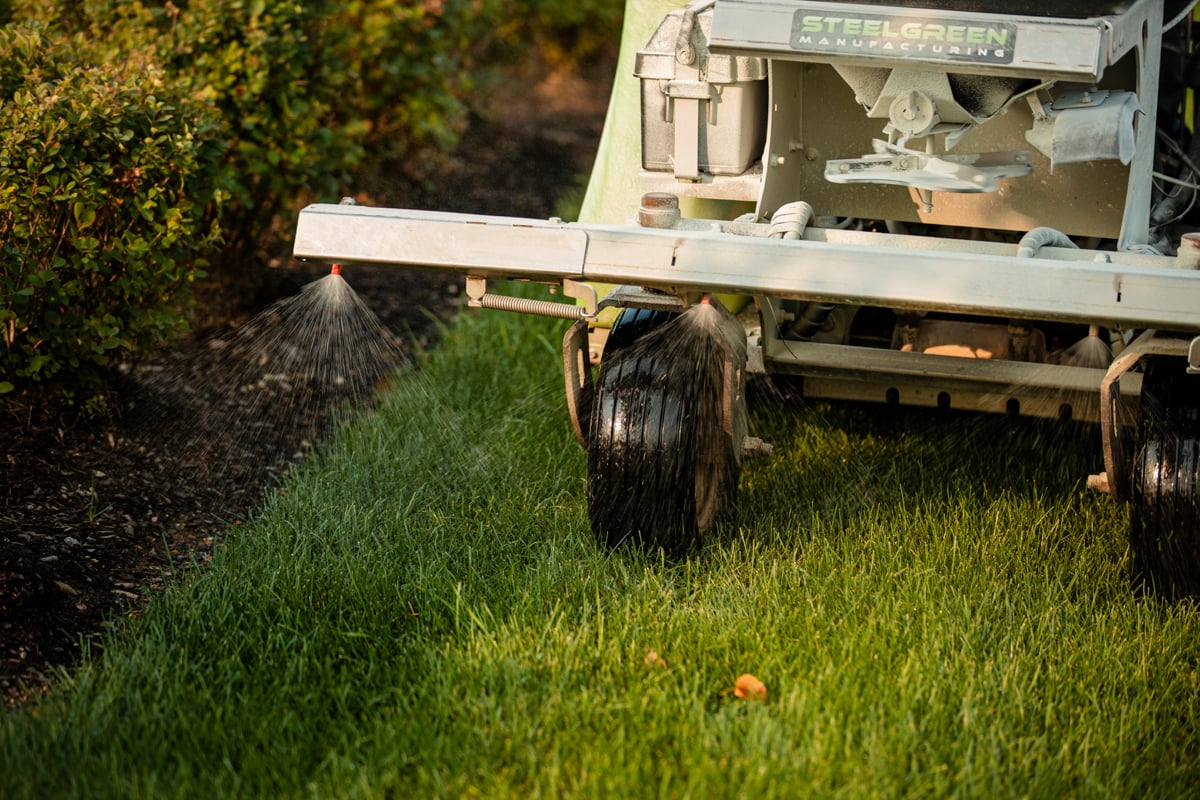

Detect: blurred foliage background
0,0,623,408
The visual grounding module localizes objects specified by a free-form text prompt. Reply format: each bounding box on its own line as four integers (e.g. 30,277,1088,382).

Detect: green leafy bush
0,24,227,401
500,0,625,63
31,0,353,254
328,0,481,164
146,1,357,250
332,0,623,164
12,0,624,238
1,0,623,406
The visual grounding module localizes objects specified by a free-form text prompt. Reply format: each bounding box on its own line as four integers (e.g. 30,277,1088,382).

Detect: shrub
143,1,356,251
331,0,624,165
498,0,625,63
34,0,355,255
1,0,624,407
328,0,480,165
0,24,228,402
13,0,625,240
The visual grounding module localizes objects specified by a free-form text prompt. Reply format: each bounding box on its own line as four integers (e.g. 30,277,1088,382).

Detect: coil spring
476,293,587,320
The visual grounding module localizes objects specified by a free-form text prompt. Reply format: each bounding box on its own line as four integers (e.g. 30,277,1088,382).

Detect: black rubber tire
1130,356,1200,599
587,316,738,555
602,308,679,358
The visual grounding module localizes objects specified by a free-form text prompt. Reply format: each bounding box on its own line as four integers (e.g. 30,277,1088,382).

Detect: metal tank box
635,1,767,180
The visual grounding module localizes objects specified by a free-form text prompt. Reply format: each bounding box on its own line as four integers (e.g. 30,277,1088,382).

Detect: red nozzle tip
700,294,713,305
331,263,342,276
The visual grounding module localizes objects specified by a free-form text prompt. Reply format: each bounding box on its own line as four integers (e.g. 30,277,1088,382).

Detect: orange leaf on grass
734,673,767,701
644,650,668,668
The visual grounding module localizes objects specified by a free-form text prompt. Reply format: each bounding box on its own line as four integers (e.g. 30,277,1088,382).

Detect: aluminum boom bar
293,204,1200,331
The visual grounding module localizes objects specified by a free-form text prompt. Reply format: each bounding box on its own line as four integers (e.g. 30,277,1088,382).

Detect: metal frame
294,203,1200,332
687,0,1165,249
294,198,1200,437
291,0,1196,504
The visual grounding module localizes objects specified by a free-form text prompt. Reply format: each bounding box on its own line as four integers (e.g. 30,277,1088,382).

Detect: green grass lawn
3,304,1198,799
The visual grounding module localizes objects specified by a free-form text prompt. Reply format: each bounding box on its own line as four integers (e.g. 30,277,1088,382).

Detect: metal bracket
598,285,687,315
1190,336,1200,375
465,276,597,321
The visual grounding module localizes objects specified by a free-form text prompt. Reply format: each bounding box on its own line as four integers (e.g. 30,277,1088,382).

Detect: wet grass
3,301,1199,798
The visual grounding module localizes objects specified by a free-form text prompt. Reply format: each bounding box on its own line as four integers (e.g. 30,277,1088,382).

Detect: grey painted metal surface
291,204,589,278
706,0,1148,82
293,203,1200,332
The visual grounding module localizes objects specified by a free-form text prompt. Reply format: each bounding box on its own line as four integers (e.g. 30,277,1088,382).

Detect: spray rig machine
295,0,1200,596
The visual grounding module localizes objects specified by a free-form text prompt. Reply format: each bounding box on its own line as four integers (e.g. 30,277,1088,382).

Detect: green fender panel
579,0,751,325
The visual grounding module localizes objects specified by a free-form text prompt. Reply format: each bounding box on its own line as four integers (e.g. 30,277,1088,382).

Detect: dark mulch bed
1,56,612,705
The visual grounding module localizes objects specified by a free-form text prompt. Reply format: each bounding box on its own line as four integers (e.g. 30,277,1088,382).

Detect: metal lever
675,0,716,65
825,140,1032,193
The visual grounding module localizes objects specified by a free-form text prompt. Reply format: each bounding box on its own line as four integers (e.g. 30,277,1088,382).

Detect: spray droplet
125,267,406,482
1060,325,1112,369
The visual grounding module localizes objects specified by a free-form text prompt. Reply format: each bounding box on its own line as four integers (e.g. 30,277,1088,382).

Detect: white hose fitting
1017,226,1078,258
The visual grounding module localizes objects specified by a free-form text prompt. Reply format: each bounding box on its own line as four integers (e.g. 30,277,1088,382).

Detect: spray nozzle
331,263,342,276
